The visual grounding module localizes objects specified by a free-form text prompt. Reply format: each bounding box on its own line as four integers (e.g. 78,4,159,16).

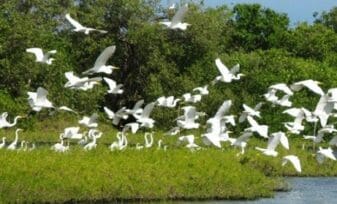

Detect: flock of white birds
2,3,337,174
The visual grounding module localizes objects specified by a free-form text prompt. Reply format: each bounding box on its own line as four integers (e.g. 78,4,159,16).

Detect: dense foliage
1,0,337,129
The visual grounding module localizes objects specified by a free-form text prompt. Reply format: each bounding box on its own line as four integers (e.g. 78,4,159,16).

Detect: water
181,177,337,204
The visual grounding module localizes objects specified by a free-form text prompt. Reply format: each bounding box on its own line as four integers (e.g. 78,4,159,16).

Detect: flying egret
228,131,253,155
26,48,56,65
245,116,268,138
27,87,54,112
282,155,301,173
314,93,334,127
178,135,200,150
316,147,336,164
202,100,232,148
290,79,324,96
7,129,23,150
177,106,200,129
239,103,263,123
125,99,144,117
79,113,98,128
156,96,180,108
268,83,294,96
182,93,202,103
64,71,102,90
160,4,190,30
165,127,180,136
103,77,123,94
62,127,83,139
122,122,139,134
134,102,156,128
213,58,244,84
104,106,129,125
65,13,107,35
0,112,24,128
255,132,289,157
82,46,119,75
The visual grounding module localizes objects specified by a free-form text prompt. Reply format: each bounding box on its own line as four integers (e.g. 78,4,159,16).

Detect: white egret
82,46,119,75
160,4,190,30
104,106,129,125
83,130,102,151
125,99,144,117
275,94,292,107
51,134,69,153
79,113,98,128
65,13,107,35
26,48,56,65
177,106,200,129
144,132,154,148
156,96,181,108
245,116,268,138
62,127,83,139
239,103,263,123
27,87,54,112
7,129,23,150
314,93,334,127
109,132,127,151
268,83,294,96
282,155,301,173
193,85,209,95
290,79,324,96
202,100,232,148
316,147,336,164
182,93,202,103
178,135,200,150
122,122,139,134
64,71,102,90
255,131,289,157
134,102,156,128
0,137,6,149
0,112,24,128
228,131,253,155
103,77,123,94
165,127,180,136
213,58,244,83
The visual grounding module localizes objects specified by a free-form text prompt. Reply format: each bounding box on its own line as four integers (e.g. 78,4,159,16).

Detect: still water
181,177,337,204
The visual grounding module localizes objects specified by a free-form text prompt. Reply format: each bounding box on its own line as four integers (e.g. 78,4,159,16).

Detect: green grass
0,148,277,202
1,117,337,202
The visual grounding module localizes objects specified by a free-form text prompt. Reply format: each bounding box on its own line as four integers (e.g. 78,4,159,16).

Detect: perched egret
0,137,6,149
7,129,23,150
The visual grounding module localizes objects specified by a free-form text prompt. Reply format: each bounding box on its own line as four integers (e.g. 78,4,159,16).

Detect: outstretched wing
171,4,188,26
94,46,116,68
103,77,117,90
65,13,84,29
26,48,44,61
215,58,230,77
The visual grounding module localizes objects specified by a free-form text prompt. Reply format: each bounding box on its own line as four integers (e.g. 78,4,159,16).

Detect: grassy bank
1,117,337,202
0,148,278,202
